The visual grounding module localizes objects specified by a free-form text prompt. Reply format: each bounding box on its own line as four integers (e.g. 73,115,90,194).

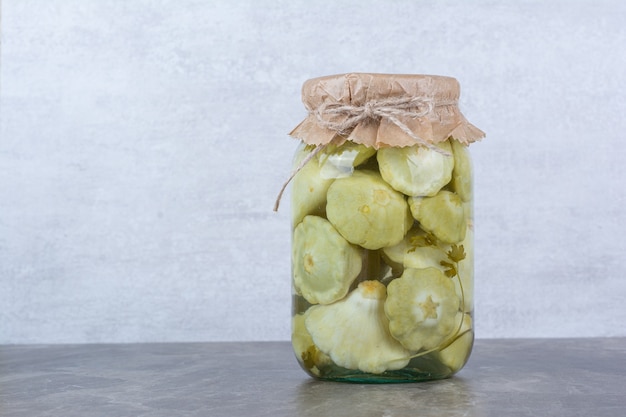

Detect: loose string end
273,144,327,212
273,187,286,212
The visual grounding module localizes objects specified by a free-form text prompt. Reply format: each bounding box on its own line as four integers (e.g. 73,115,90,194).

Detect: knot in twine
312,96,436,138
273,96,455,211
310,95,457,156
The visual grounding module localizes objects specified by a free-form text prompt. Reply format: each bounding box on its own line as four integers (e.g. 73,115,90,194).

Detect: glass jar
283,73,484,383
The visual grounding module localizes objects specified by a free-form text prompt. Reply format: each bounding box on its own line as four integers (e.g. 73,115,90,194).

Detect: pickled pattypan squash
292,215,362,305
326,170,412,250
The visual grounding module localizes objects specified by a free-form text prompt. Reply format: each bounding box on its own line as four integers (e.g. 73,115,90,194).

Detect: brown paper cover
289,73,485,148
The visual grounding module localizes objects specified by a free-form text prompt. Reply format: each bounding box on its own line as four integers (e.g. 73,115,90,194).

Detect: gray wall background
1,0,625,344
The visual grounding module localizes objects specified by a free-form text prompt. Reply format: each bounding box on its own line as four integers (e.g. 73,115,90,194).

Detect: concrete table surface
1,338,625,417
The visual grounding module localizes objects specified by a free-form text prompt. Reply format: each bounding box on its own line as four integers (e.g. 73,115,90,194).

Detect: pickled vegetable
291,146,334,227
318,141,376,179
326,170,412,250
305,281,411,374
437,313,473,372
450,139,472,202
409,191,466,244
377,141,454,197
382,227,447,274
292,215,362,305
292,312,332,375
385,268,460,351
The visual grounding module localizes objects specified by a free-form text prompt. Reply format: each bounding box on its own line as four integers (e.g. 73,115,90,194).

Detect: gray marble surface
1,338,625,417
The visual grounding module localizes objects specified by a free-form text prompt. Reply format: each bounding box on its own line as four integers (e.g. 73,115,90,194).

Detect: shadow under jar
284,73,485,383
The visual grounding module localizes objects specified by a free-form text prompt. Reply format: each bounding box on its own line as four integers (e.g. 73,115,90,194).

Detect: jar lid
289,73,485,148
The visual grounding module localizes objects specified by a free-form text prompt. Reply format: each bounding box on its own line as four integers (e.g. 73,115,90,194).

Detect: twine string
313,96,432,136
310,96,457,155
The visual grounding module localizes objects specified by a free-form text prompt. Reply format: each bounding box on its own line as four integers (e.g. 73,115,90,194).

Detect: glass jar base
313,372,451,384
301,354,458,383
